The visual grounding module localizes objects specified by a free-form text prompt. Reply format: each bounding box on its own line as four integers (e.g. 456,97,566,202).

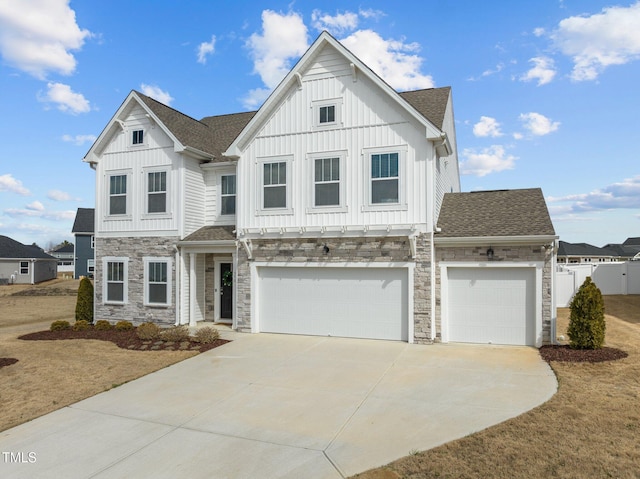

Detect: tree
75,277,94,323
567,277,605,349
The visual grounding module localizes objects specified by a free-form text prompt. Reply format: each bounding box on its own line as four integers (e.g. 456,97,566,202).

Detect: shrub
94,320,113,331
75,277,94,323
193,326,220,344
50,320,71,331
72,320,91,331
114,320,134,331
137,322,161,341
567,277,606,349
160,325,190,342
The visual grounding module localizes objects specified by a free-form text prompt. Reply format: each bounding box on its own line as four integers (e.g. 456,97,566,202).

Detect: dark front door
220,262,233,320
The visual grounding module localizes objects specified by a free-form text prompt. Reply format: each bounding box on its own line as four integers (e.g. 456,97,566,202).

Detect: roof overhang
434,234,559,247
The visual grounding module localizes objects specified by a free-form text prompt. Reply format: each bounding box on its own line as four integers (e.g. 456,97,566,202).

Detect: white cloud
26,201,44,211
520,56,556,85
140,84,174,105
0,0,91,79
246,10,309,90
197,35,216,64
548,176,640,212
473,116,503,138
40,82,90,114
533,27,546,37
47,189,78,201
311,10,359,35
62,134,96,145
513,132,524,140
4,207,76,221
519,112,560,136
552,2,640,81
460,145,517,177
359,9,385,21
0,173,30,195
242,87,272,110
341,29,434,90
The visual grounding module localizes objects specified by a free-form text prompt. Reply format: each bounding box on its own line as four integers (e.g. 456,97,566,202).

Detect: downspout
174,245,180,326
430,230,437,341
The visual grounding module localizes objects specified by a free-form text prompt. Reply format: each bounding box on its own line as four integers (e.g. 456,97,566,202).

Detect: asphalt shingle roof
399,87,450,130
557,241,615,257
181,226,236,242
436,188,556,238
71,208,95,234
0,236,56,259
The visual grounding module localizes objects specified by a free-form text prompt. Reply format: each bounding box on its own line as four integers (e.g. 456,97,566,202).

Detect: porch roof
180,225,236,243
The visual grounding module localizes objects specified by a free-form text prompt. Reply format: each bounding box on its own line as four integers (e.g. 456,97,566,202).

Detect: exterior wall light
487,247,494,260
323,244,330,255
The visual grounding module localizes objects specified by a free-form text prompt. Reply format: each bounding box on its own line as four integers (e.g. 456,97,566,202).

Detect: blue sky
1,0,639,249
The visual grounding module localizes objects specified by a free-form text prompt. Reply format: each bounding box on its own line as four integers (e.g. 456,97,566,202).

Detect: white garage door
447,267,535,346
258,267,408,341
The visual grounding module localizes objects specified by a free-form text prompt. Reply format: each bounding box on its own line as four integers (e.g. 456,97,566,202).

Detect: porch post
189,252,196,327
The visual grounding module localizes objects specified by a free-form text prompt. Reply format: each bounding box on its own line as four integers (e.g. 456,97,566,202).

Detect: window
313,98,342,129
105,259,127,303
132,129,144,145
147,171,167,213
109,174,127,215
20,261,29,275
319,105,335,124
371,152,399,204
144,258,172,306
263,161,287,209
220,175,236,215
87,259,95,275
90,235,95,249
314,157,340,206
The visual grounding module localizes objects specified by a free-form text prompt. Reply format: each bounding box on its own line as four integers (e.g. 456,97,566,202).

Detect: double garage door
446,267,536,346
258,266,408,341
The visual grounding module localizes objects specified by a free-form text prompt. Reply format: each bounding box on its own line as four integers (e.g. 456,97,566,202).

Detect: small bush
137,322,161,340
50,320,71,331
94,320,113,331
75,277,94,323
568,277,606,349
114,320,134,331
193,326,220,344
72,320,91,331
160,325,190,342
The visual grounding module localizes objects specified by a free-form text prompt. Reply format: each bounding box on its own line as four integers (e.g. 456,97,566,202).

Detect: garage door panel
259,267,407,341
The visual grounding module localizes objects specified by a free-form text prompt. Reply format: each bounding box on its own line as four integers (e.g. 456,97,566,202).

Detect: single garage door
447,267,535,346
258,267,408,341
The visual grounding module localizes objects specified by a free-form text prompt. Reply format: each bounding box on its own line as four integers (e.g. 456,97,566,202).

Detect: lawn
353,296,640,479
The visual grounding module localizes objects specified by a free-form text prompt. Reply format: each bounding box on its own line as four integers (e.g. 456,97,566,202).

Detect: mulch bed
539,345,628,363
18,329,229,353
0,358,19,369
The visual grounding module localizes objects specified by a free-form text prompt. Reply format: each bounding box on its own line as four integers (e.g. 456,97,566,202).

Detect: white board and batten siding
203,167,236,226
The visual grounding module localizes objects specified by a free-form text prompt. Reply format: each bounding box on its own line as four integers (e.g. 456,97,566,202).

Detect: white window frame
19,261,29,275
143,168,170,217
363,145,408,211
103,257,128,305
312,98,342,129
257,156,293,215
306,150,347,213
131,129,145,147
90,235,95,249
87,259,95,274
143,257,172,307
106,170,132,218
219,174,237,216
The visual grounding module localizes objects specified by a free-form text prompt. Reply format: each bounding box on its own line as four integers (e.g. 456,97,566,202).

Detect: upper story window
319,105,335,125
132,129,144,145
371,152,399,204
90,235,95,250
220,175,236,215
263,161,287,209
314,157,340,206
147,171,167,214
144,258,171,306
104,258,128,304
20,261,29,275
109,174,127,215
312,98,342,129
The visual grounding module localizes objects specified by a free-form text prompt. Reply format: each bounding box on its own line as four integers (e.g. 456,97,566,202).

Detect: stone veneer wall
434,244,553,344
94,236,178,326
234,234,434,343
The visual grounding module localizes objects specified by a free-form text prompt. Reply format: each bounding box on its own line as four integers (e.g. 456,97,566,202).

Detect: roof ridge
133,90,209,128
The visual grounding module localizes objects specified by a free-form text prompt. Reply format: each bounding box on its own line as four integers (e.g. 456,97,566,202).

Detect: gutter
434,234,559,246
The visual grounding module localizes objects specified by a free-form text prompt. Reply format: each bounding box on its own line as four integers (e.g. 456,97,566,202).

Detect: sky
0,0,639,249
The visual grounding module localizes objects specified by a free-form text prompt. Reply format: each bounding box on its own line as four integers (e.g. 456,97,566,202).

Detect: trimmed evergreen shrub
75,277,94,323
136,322,161,340
193,326,220,344
50,320,71,331
94,320,113,331
567,277,606,349
72,320,91,331
114,320,134,331
160,325,190,342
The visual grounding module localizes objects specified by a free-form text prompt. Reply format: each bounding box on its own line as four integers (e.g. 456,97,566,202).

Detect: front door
220,262,233,320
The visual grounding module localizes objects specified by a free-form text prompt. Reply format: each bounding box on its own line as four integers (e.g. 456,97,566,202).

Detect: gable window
312,98,342,129
220,175,236,215
319,105,335,124
263,161,287,209
20,261,29,275
314,157,340,206
371,152,399,204
132,129,144,145
147,171,167,213
109,174,127,215
104,258,128,304
144,258,171,306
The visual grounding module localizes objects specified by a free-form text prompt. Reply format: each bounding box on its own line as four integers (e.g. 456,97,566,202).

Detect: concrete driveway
1,331,556,478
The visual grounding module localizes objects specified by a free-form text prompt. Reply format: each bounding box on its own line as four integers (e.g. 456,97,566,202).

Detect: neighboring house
72,208,95,278
83,32,556,346
557,241,619,264
49,243,75,277
0,236,57,284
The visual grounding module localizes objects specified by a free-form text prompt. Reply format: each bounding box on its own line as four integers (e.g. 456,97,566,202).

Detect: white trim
142,167,171,218
143,257,172,307
219,173,237,217
130,128,146,147
256,156,293,215
312,98,343,129
362,145,408,211
435,235,558,246
439,261,544,347
102,256,129,305
306,150,348,213
105,169,132,219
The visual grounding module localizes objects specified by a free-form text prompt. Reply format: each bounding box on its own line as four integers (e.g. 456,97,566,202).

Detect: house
83,31,557,346
0,235,58,284
603,237,640,261
72,208,95,278
557,241,619,264
49,243,75,277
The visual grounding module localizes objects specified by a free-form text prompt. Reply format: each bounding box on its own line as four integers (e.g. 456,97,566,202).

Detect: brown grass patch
353,296,640,479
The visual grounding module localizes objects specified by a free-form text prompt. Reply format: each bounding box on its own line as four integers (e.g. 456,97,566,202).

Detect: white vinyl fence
556,262,640,307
